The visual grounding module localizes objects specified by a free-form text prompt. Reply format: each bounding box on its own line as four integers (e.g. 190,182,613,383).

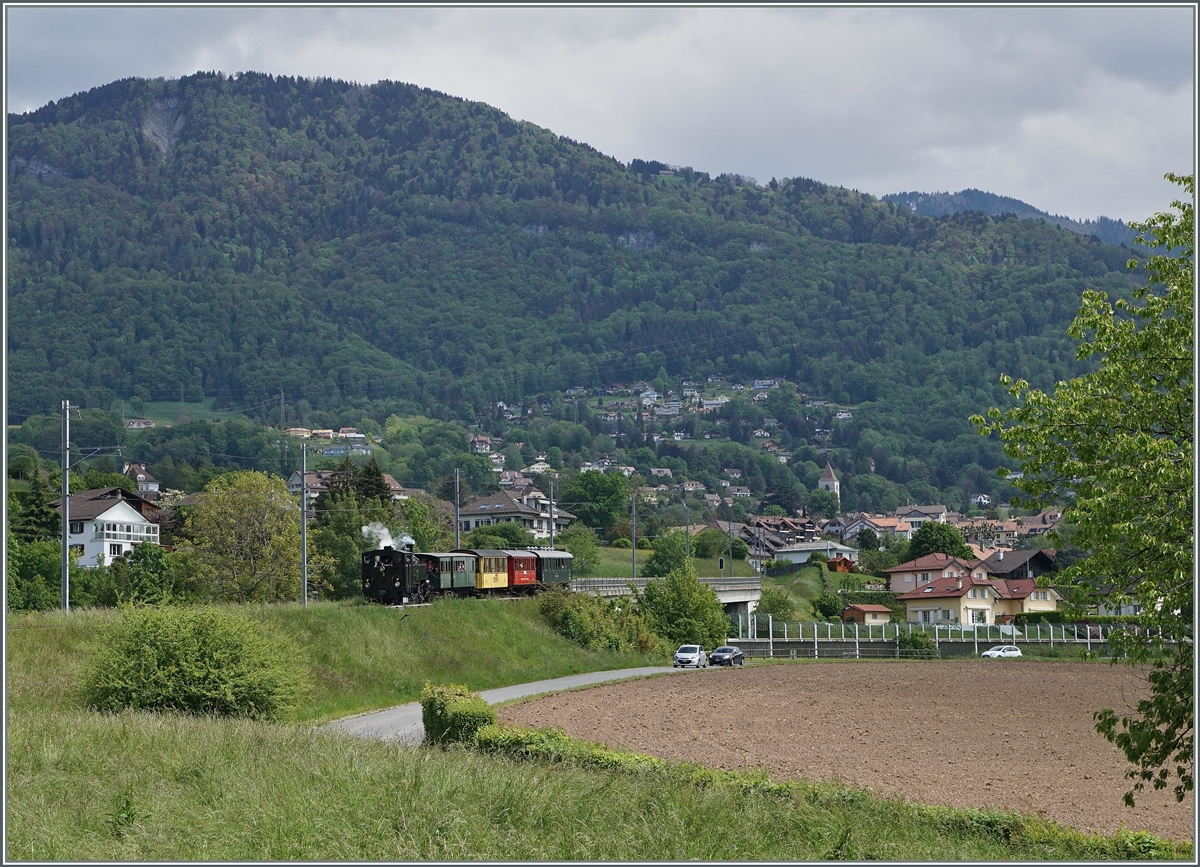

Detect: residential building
50,487,160,568
896,572,1061,625
458,489,575,540
121,461,161,498
842,604,892,624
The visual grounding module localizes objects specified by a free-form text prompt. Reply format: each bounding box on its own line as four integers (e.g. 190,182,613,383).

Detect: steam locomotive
361,545,573,604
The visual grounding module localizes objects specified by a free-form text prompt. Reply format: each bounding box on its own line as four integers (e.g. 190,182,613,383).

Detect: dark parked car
710,645,745,666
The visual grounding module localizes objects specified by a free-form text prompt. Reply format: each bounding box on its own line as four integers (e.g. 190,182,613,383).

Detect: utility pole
61,400,70,612
454,468,461,549
685,501,690,559
280,388,285,430
301,444,308,607
727,513,734,579
631,493,637,580
549,480,556,550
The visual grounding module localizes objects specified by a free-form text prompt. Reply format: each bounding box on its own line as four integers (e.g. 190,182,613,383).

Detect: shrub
538,586,661,654
82,606,309,720
420,682,496,744
755,586,796,620
897,629,937,651
610,538,632,548
811,592,843,619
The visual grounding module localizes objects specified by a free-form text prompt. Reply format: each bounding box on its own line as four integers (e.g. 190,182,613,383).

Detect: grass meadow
5,598,1192,860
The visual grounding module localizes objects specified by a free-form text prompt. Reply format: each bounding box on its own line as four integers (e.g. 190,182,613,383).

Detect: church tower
818,459,840,502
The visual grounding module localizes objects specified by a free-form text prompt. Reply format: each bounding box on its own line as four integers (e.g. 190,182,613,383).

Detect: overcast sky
4,5,1195,222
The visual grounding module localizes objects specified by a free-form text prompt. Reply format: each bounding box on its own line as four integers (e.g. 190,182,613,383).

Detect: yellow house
897,574,1061,625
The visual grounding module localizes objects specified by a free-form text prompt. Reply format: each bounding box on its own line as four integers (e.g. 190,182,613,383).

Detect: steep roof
819,460,838,482
50,487,156,520
883,553,977,574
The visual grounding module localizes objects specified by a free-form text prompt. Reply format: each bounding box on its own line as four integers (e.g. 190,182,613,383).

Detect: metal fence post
855,621,859,659
813,623,819,658
769,614,774,659
1049,623,1054,649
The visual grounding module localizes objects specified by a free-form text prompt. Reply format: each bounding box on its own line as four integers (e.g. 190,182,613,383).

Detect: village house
896,572,1061,626
458,489,574,540
841,603,892,624
121,461,161,498
50,487,160,568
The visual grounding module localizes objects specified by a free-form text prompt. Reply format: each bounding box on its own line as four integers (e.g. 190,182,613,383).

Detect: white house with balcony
51,487,160,568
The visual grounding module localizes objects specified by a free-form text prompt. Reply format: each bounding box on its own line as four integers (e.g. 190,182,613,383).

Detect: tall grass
587,546,756,578
8,708,1188,861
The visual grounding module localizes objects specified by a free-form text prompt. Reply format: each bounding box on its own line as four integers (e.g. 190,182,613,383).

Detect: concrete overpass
569,577,762,615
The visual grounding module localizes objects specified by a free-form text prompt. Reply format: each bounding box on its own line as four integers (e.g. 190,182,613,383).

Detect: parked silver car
673,644,707,668
981,645,1022,659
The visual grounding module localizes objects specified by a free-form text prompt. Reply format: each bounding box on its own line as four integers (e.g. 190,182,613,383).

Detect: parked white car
673,645,707,668
981,645,1022,659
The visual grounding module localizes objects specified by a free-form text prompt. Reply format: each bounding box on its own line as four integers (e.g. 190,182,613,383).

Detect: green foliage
692,527,747,560
420,683,496,745
102,544,196,606
907,521,973,560
537,586,661,655
610,538,632,549
755,586,796,620
974,174,1193,805
82,606,309,720
463,521,535,550
854,528,880,552
805,488,841,519
561,471,630,534
10,473,61,543
394,492,455,552
640,529,688,578
554,525,600,575
181,471,321,603
6,535,65,611
898,629,937,651
811,593,843,619
635,562,728,647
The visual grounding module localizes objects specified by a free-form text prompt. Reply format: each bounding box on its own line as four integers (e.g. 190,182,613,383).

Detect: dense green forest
7,71,1147,510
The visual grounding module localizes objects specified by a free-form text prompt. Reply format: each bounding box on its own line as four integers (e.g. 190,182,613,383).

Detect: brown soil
498,660,1194,842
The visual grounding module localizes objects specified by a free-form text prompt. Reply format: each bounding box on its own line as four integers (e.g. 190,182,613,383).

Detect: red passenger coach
503,549,538,588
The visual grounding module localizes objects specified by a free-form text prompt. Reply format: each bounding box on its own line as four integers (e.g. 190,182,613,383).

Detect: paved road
321,666,690,744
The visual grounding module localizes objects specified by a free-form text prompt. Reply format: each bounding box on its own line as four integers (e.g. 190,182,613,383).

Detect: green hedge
81,606,309,721
472,723,1187,860
420,683,496,744
1014,612,1142,626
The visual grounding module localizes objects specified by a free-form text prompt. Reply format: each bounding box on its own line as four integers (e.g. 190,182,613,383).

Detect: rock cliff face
141,97,185,157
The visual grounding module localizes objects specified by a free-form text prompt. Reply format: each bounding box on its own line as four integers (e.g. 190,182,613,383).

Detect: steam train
361,545,573,604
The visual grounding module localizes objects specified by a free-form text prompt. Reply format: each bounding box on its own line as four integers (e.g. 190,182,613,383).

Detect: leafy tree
640,530,689,578
108,544,193,605
561,471,630,534
760,505,787,517
975,174,1193,806
6,443,41,480
463,521,535,550
555,524,600,575
311,490,376,599
692,527,731,560
755,586,796,620
806,488,840,519
907,521,973,560
394,492,455,552
182,471,319,603
78,469,137,494
634,562,728,648
811,592,843,620
6,534,63,611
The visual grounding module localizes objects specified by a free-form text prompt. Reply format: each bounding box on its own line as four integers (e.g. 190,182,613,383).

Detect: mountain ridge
881,188,1136,246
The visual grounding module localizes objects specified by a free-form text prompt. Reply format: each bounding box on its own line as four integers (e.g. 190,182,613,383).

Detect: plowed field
498,659,1194,842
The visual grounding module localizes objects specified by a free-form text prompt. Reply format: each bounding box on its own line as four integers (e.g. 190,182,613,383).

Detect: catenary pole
631,493,637,580
454,468,461,549
549,480,555,550
301,444,308,607
61,400,70,611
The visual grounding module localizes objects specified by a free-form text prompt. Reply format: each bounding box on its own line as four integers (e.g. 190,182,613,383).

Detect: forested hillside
882,189,1136,247
7,72,1145,503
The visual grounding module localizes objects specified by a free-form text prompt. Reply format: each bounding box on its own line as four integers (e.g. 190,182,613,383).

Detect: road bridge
570,576,762,615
